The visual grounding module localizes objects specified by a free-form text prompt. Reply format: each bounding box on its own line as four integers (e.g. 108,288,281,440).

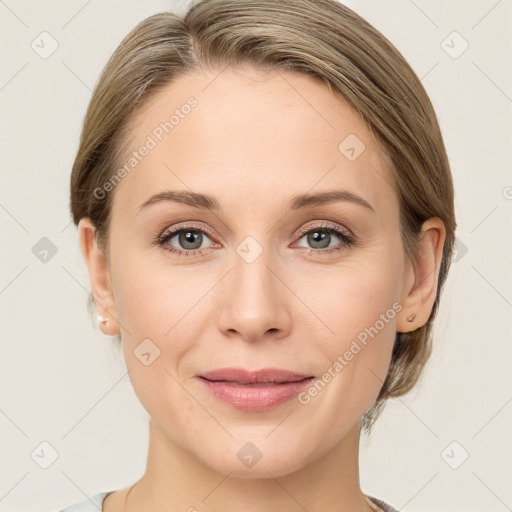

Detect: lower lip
198,377,314,412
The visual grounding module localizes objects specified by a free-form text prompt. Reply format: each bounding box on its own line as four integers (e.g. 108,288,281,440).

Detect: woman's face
92,66,416,477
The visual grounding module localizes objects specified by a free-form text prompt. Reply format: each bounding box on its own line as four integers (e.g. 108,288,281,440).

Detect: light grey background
1,1,511,511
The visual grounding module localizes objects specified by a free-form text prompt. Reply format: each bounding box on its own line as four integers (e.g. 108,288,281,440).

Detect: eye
155,223,217,257
154,220,355,258
294,221,354,255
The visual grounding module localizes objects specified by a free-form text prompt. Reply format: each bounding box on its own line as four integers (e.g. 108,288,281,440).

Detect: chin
211,457,307,480
197,436,313,479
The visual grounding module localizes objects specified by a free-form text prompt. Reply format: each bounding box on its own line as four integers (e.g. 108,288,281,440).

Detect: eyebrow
137,189,375,213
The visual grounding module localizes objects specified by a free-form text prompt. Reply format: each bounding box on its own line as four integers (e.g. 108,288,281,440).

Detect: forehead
111,66,397,218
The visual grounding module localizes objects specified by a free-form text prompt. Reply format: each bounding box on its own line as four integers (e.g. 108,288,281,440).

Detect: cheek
110,245,209,334
298,257,402,341
299,303,397,437
297,259,401,405
123,349,201,448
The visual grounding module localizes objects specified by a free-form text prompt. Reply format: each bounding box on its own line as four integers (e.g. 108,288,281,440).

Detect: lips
199,367,313,384
197,367,315,411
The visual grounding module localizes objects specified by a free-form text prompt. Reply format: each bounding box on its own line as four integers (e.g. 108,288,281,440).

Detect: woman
59,0,456,510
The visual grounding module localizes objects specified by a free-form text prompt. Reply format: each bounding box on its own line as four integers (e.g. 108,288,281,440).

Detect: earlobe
397,217,446,333
77,218,120,336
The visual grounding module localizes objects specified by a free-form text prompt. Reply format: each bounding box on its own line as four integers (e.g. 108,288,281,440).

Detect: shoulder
55,491,114,512
366,494,400,512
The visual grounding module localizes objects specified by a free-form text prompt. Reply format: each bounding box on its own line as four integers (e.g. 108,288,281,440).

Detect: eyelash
154,221,355,258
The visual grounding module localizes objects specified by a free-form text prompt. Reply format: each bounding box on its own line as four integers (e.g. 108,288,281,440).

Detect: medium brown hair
70,0,456,433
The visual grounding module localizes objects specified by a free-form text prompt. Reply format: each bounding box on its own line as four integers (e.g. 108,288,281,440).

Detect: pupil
309,231,330,249
180,230,201,249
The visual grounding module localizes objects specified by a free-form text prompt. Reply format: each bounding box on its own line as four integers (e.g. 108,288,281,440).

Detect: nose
217,248,292,343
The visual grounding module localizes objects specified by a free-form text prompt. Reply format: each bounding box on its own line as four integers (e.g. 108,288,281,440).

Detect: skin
79,65,446,512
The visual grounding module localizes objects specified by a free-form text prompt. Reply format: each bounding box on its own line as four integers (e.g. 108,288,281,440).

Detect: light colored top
56,490,399,511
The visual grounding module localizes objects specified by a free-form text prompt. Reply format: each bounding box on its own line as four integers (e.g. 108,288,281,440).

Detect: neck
126,418,372,512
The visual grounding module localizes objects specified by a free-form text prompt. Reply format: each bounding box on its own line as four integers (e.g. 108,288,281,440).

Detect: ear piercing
97,313,417,325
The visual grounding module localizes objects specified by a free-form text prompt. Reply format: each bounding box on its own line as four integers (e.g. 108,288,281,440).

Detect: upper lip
198,367,313,384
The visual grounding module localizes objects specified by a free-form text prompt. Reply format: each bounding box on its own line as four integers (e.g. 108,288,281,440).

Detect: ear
397,217,446,333
78,217,120,336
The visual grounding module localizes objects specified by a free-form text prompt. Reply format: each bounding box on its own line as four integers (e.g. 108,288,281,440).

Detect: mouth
200,379,309,386
196,368,315,411
198,367,314,384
